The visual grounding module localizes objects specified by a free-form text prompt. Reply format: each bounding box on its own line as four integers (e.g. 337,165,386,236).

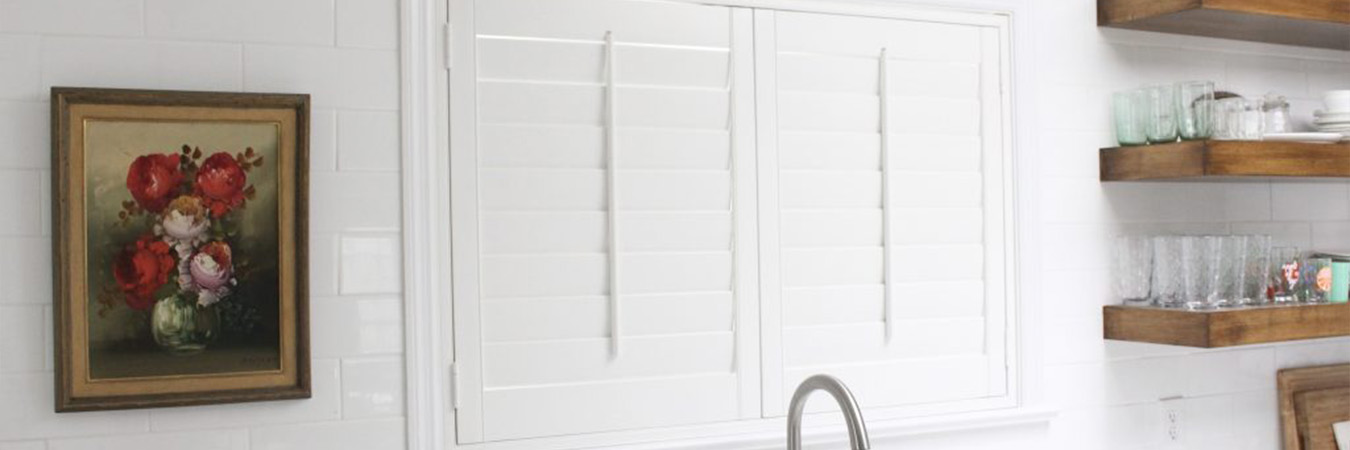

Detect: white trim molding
616,407,1058,450
402,0,1052,449
400,0,451,448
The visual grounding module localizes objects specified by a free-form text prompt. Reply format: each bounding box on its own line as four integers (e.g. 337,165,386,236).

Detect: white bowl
1324,90,1350,113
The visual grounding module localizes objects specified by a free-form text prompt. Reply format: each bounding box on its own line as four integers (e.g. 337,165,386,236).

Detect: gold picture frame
52,87,310,412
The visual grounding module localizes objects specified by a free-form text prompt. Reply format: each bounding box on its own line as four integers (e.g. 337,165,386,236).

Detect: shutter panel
452,0,759,442
760,10,1012,415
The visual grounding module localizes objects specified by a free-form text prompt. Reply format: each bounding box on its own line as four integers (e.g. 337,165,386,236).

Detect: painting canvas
53,88,310,411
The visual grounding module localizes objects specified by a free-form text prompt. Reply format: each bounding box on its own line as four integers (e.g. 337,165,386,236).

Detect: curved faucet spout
787,374,871,450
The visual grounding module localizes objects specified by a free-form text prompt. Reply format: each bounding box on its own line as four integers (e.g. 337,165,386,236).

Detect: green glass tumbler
1175,81,1214,140
1145,84,1179,144
1113,89,1148,146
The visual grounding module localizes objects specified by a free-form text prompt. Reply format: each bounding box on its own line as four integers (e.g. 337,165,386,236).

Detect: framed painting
52,87,310,411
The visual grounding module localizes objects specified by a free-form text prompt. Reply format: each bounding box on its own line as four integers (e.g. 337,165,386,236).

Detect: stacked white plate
1264,106,1350,143
1315,90,1350,140
1315,110,1350,134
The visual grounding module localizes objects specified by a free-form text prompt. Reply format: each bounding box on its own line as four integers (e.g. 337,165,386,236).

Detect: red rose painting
125,154,183,213
111,235,175,310
195,152,249,217
97,143,266,358
54,88,308,412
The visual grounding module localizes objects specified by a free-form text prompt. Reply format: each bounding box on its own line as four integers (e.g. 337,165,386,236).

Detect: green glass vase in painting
150,294,219,355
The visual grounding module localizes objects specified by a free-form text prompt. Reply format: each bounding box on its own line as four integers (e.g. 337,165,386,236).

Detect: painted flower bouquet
102,145,264,354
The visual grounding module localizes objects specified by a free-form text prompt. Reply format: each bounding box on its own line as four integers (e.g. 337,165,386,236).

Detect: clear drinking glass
1113,89,1149,146
1212,97,1267,141
1205,235,1240,309
1114,236,1153,306
1263,94,1291,134
1212,97,1240,140
1150,236,1184,308
1176,81,1214,140
1304,257,1333,304
1272,247,1302,303
1235,98,1266,140
1235,235,1272,306
1180,236,1212,310
1145,84,1179,143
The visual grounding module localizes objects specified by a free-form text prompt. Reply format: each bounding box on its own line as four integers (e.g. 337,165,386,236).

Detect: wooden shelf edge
1100,0,1350,25
1097,0,1350,50
1100,140,1350,181
1104,303,1350,348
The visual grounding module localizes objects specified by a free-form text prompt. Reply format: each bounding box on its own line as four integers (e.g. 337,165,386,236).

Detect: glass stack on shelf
1111,81,1214,146
1111,84,1350,145
1113,234,1344,310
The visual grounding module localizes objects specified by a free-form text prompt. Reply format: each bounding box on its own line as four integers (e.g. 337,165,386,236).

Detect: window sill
619,407,1059,450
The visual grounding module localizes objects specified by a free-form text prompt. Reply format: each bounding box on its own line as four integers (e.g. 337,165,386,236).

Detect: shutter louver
764,11,1011,415
454,0,759,442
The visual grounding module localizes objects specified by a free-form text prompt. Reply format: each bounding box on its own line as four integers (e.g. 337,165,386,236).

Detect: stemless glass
1212,97,1240,140
1145,84,1179,143
1176,81,1214,140
1180,236,1212,310
1263,94,1292,134
1235,235,1272,306
1151,236,1184,308
1272,247,1302,303
1304,257,1333,304
1114,236,1153,305
1205,235,1239,309
1235,98,1266,140
1113,89,1149,146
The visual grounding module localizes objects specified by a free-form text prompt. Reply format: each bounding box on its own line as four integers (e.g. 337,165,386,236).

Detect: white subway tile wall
0,0,1346,448
249,418,405,450
1035,0,1350,449
337,110,402,171
42,37,244,92
143,0,336,46
336,0,400,50
0,0,403,448
0,35,42,101
311,108,341,172
0,441,47,450
0,0,144,38
340,357,405,419
46,430,249,450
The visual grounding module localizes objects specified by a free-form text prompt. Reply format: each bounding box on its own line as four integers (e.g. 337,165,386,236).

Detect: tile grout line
138,0,147,37
331,0,339,48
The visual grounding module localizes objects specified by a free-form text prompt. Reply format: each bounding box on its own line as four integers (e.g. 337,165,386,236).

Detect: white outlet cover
1161,397,1185,444
1166,409,1183,442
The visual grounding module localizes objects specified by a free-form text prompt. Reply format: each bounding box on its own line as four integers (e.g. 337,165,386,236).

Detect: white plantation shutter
450,1,1015,445
451,0,759,443
757,10,1013,416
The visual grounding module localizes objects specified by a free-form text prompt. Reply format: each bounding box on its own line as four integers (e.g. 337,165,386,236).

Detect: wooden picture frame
1278,364,1350,449
52,87,310,412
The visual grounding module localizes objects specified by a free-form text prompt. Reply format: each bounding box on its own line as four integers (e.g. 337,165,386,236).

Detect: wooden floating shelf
1098,0,1350,50
1103,303,1350,348
1100,140,1350,181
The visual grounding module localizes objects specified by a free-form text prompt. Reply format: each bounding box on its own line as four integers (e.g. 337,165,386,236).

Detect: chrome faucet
786,374,871,450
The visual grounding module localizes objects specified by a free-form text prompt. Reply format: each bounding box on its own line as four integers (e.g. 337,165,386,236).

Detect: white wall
1031,1,1350,449
2,0,1349,449
0,0,406,449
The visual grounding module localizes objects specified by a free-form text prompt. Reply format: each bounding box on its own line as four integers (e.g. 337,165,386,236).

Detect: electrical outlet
1161,398,1184,443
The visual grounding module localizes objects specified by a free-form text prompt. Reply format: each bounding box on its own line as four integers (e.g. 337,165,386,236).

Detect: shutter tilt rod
879,47,895,343
604,31,622,357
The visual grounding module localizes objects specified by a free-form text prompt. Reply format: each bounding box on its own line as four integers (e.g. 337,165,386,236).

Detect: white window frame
399,0,1052,449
